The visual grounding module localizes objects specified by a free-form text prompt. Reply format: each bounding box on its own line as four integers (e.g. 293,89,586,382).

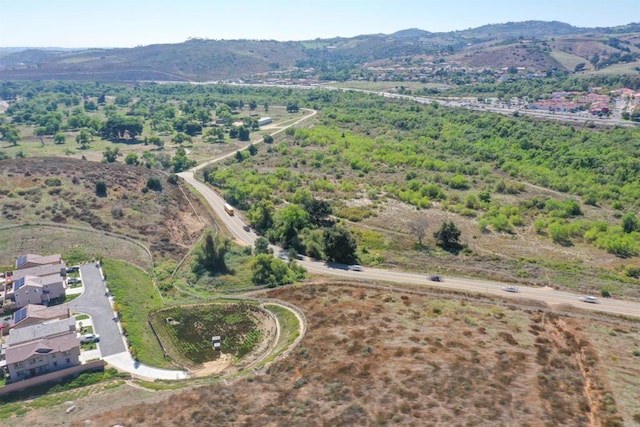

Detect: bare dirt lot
50,282,639,427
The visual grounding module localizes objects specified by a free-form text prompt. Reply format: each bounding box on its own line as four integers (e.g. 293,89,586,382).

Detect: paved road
70,263,126,357
70,263,189,379
178,109,640,320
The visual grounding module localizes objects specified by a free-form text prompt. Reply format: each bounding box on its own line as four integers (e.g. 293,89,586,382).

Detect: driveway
70,262,126,357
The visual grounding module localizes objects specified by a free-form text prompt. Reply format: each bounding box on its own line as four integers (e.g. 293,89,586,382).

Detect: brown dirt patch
71,283,637,426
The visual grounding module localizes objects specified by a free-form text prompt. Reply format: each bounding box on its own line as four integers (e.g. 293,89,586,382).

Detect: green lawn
103,259,173,368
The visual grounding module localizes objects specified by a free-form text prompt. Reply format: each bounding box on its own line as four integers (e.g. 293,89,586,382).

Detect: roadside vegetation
1,81,639,296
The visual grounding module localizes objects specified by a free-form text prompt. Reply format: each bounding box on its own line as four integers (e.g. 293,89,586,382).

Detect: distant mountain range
1,20,639,82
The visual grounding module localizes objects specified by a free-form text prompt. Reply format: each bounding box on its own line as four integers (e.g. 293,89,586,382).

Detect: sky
0,0,638,48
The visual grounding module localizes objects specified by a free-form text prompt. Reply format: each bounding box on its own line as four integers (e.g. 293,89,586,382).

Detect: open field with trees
0,81,638,295
0,78,639,424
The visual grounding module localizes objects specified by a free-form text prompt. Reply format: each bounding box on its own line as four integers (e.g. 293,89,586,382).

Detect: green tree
263,133,274,144
75,128,93,149
248,144,258,156
247,200,275,234
251,254,299,287
102,146,121,163
323,225,357,263
433,221,462,252
146,176,163,191
304,198,332,226
172,147,196,172
272,204,310,248
171,132,191,145
194,232,230,273
0,124,20,146
125,153,139,166
254,237,272,255
145,135,164,149
548,221,572,246
621,212,640,233
53,131,66,145
302,229,325,259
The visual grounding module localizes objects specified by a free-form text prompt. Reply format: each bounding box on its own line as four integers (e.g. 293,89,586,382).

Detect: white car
80,333,100,344
583,296,598,304
349,265,363,272
503,286,520,293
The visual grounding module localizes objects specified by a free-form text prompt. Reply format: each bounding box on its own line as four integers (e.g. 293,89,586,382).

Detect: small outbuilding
257,117,272,126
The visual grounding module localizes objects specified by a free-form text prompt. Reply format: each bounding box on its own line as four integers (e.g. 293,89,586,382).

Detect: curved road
179,109,640,320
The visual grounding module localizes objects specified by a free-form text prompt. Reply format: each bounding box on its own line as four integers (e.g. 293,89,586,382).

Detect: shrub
146,176,163,191
95,180,107,197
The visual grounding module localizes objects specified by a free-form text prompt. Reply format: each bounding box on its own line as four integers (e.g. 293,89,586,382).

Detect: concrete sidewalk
103,352,189,381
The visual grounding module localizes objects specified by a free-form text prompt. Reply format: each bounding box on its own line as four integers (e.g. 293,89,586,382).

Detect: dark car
429,275,443,282
243,224,251,232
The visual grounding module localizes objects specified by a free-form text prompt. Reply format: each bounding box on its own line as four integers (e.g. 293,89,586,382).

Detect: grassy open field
0,224,152,270
56,282,639,426
550,49,592,71
103,259,172,368
2,104,303,165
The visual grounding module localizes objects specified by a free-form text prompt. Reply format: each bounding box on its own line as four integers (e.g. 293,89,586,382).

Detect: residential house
12,275,65,308
11,304,71,330
15,254,62,270
5,332,80,381
2,317,80,382
7,317,76,346
9,263,67,284
3,254,67,307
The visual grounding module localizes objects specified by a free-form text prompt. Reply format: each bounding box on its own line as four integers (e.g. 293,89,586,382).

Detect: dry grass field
49,282,639,427
0,157,213,264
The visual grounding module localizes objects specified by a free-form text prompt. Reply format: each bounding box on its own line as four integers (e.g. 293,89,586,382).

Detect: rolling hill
0,21,639,82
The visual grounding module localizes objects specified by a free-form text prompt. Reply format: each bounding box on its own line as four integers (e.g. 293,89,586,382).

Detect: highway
178,109,640,321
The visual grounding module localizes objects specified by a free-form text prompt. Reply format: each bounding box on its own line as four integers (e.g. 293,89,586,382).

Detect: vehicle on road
583,296,598,304
242,224,250,232
278,252,289,261
212,336,222,351
429,275,443,282
349,265,364,272
224,203,234,216
79,333,100,344
503,286,520,293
